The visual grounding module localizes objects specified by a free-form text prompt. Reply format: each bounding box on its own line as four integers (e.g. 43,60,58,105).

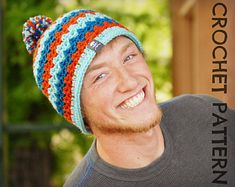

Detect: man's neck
95,124,165,169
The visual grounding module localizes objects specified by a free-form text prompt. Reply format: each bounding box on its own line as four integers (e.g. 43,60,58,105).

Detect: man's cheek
101,95,111,106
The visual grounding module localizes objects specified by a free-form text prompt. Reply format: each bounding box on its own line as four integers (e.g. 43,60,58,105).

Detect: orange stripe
41,12,95,96
33,20,57,62
62,22,125,122
27,20,36,31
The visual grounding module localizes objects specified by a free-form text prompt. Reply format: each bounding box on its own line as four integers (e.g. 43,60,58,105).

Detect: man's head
22,9,162,135
81,36,162,135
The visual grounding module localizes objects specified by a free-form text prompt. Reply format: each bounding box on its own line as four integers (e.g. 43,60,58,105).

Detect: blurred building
170,0,235,108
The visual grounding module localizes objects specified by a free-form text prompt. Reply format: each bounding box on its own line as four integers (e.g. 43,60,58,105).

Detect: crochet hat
22,9,143,134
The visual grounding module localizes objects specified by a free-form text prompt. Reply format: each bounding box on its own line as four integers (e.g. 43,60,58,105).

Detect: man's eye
94,73,106,82
124,54,136,63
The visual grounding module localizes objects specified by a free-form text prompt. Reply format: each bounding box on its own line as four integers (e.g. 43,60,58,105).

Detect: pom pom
22,15,53,54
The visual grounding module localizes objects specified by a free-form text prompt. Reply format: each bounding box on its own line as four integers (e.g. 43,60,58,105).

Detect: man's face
81,36,162,134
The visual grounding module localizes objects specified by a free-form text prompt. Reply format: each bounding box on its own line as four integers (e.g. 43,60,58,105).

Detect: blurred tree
5,0,171,186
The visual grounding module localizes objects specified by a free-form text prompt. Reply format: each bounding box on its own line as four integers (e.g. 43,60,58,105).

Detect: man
22,9,235,186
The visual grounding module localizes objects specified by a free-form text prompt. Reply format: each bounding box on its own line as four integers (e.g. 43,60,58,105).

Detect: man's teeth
121,90,145,109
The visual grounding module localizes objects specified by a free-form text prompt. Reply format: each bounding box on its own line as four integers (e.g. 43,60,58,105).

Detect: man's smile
119,87,146,109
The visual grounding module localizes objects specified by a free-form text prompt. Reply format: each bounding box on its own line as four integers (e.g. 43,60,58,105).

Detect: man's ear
83,117,93,134
81,106,86,118
81,105,93,133
80,98,86,117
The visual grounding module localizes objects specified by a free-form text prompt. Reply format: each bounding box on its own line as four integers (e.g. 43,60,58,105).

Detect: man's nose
115,68,138,93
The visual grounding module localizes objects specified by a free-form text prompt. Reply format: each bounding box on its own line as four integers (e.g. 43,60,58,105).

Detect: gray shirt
64,94,235,187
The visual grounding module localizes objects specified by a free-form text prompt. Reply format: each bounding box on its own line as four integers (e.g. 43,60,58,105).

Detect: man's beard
85,106,163,135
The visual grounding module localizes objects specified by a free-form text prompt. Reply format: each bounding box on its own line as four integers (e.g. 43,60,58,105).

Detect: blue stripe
52,16,115,115
34,10,92,90
75,157,94,187
47,13,106,114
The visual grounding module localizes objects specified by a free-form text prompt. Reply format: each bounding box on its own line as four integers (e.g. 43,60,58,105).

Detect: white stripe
47,12,106,112
33,10,80,87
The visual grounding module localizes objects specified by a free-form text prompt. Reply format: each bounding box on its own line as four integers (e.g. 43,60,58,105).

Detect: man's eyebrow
86,62,106,75
86,41,135,75
120,41,134,54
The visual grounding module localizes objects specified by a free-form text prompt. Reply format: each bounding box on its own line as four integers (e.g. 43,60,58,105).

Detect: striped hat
22,9,143,134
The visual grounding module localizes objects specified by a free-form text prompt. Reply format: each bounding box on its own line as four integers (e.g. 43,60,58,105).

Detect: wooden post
170,0,235,108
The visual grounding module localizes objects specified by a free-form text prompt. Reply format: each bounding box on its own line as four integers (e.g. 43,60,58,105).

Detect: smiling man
22,9,235,186
81,36,162,135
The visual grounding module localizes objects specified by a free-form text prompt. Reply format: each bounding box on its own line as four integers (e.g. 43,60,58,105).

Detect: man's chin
93,110,162,135
95,123,151,135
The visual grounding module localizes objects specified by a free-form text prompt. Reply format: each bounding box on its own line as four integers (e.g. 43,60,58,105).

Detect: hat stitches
22,9,143,134
33,10,91,90
23,15,53,54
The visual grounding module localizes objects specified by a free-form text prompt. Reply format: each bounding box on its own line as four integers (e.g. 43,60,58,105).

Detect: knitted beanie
22,9,143,134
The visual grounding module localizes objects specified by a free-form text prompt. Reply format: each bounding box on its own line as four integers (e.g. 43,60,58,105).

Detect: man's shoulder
159,94,235,143
161,94,223,105
63,153,94,187
160,94,226,112
159,94,234,124
159,93,234,127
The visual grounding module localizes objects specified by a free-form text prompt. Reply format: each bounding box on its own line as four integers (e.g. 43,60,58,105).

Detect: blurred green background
2,0,172,186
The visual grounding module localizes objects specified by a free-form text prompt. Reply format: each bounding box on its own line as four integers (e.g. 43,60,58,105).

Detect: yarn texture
22,9,143,134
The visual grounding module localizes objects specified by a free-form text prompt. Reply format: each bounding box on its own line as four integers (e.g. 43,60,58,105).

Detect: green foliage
6,0,58,123
50,129,93,186
5,0,172,186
